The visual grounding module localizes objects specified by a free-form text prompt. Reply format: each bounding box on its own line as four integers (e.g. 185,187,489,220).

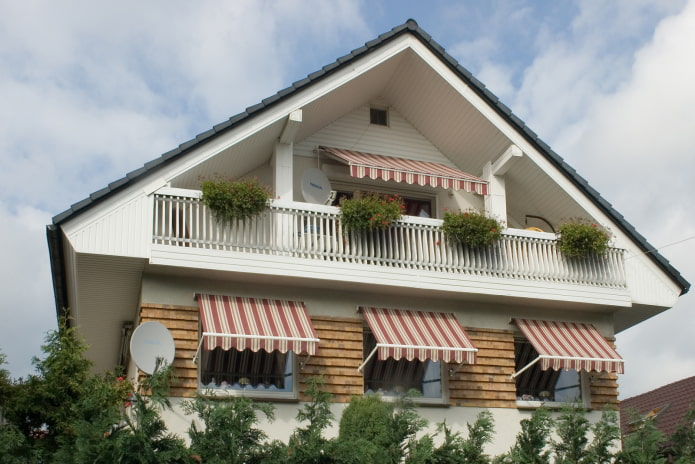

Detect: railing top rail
153,192,623,253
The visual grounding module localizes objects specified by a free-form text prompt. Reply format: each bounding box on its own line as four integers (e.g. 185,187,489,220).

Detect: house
46,20,689,451
620,375,695,439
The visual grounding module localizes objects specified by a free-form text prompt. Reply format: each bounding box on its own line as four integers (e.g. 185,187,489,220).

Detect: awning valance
195,293,319,356
359,306,477,369
320,146,488,195
511,318,624,378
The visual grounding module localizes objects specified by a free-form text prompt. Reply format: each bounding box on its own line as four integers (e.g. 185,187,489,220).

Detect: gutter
46,224,70,321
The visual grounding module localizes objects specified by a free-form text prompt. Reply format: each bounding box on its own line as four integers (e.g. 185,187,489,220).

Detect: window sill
365,391,448,407
199,386,298,402
516,400,588,410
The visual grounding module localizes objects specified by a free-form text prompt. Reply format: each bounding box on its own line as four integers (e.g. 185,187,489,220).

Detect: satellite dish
130,321,175,374
301,168,333,204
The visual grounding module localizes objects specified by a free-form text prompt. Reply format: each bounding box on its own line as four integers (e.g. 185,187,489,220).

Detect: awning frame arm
448,361,467,377
357,345,380,372
510,356,541,379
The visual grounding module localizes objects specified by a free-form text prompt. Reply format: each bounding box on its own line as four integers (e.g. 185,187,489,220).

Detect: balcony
152,189,627,291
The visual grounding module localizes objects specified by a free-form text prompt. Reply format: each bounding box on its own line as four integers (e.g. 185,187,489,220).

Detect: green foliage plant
552,404,590,464
615,409,667,464
201,177,272,224
585,407,621,464
287,376,335,464
339,193,404,233
495,407,553,464
669,402,695,463
183,394,275,464
407,412,495,464
335,394,426,464
441,210,502,248
557,219,611,258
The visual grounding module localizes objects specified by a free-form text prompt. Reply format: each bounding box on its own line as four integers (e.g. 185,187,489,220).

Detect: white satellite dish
130,321,176,374
301,168,333,204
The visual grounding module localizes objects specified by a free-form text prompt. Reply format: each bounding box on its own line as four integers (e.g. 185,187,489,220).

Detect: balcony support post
272,110,302,202
484,144,522,225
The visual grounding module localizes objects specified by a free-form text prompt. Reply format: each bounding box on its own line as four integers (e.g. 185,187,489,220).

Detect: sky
1,0,693,400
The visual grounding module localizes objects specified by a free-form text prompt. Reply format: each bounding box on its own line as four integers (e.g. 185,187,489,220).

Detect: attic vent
370,107,388,126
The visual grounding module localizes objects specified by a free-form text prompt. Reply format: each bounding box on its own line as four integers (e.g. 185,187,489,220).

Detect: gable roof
620,375,695,438
47,19,689,296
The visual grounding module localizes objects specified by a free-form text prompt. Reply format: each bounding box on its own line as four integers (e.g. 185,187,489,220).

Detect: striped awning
359,306,478,367
320,146,488,195
195,294,319,355
511,318,624,377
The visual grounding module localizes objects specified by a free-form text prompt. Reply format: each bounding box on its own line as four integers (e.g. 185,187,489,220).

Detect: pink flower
118,376,124,382
436,240,441,246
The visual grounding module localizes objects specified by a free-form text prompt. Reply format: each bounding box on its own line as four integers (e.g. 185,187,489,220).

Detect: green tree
668,402,695,464
335,394,427,464
287,377,335,464
3,317,93,458
585,407,621,464
183,393,275,464
495,407,553,464
407,412,495,464
615,410,666,464
552,404,590,464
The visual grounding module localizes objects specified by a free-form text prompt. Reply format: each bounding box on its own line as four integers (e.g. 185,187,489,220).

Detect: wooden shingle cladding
452,327,517,408
299,316,363,403
139,303,199,397
135,305,619,409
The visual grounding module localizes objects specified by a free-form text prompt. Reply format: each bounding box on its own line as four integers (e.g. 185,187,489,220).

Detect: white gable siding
63,191,152,258
295,104,459,167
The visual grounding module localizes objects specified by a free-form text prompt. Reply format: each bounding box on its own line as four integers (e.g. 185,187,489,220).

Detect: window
331,189,433,218
370,107,388,126
514,339,583,406
200,348,295,395
362,329,443,400
194,293,319,400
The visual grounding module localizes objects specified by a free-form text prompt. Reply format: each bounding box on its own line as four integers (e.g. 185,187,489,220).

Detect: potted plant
339,192,404,233
200,177,271,224
556,219,611,258
441,209,502,247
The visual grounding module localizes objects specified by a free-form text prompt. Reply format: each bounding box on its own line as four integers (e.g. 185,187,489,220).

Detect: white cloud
0,201,55,378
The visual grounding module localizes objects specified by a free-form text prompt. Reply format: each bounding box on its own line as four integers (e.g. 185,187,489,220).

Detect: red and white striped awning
320,146,488,195
511,318,624,377
195,294,319,355
359,306,477,367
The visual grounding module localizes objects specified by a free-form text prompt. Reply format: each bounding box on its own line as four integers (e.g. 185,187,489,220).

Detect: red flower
117,376,124,382
436,240,441,246
592,224,597,227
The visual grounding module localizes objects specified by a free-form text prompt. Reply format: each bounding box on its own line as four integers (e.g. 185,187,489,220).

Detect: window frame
361,326,449,405
197,342,300,401
513,338,591,409
330,182,437,219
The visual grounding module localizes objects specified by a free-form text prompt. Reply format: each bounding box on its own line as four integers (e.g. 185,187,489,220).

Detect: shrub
201,177,271,224
441,210,502,247
557,219,611,258
339,193,404,233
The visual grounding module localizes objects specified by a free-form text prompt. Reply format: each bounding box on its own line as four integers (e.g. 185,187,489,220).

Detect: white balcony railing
152,190,626,289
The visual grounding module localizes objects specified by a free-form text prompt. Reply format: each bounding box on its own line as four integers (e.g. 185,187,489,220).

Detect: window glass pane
200,347,294,392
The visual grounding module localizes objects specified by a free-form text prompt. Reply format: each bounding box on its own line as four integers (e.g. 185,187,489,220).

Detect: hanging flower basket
201,177,271,224
339,193,404,233
441,210,503,248
556,219,611,258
